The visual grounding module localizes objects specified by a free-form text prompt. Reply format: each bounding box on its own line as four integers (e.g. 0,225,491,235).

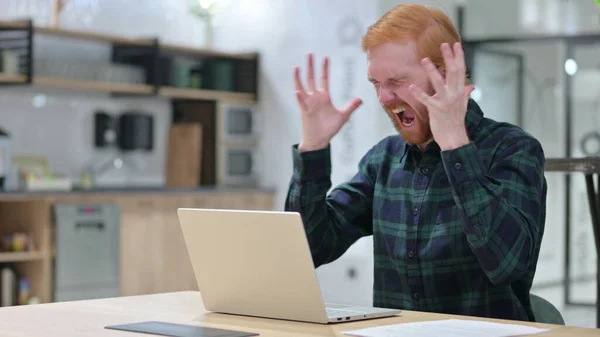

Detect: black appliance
93,111,154,151
117,112,154,151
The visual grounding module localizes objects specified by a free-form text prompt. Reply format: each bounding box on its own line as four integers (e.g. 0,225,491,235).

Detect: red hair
362,4,461,70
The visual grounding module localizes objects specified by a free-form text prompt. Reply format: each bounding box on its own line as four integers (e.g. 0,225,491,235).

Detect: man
285,4,547,322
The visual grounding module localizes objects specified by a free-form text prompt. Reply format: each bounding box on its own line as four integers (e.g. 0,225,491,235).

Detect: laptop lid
176,208,330,323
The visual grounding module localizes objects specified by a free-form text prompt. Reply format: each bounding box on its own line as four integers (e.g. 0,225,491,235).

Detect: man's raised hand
294,53,363,152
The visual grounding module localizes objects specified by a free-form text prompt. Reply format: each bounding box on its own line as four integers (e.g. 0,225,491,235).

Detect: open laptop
176,208,401,324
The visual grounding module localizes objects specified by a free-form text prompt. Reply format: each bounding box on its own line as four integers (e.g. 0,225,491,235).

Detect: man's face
367,40,435,146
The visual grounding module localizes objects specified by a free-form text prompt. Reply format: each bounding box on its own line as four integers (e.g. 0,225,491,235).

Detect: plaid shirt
285,99,547,322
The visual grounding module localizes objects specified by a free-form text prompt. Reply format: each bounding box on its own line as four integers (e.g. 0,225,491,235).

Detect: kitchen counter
0,185,276,200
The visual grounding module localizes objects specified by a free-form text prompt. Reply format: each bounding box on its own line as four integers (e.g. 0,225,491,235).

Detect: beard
382,102,432,145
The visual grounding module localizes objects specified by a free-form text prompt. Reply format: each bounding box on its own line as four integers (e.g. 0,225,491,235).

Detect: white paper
342,319,550,337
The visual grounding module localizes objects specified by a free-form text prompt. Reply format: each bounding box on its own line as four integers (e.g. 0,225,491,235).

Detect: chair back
530,293,565,325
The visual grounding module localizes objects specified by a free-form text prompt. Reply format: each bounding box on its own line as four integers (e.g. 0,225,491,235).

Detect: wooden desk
0,291,598,336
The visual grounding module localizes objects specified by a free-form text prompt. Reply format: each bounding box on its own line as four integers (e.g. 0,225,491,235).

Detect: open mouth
392,108,415,127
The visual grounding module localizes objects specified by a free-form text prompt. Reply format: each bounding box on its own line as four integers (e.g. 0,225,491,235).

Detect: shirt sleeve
284,144,375,267
440,137,546,286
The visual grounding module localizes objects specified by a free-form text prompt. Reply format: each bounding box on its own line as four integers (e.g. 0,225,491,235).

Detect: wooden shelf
0,73,27,83
35,26,155,47
0,20,259,102
0,74,256,103
0,19,153,47
33,77,154,95
0,200,53,303
158,86,256,104
161,43,257,60
0,21,29,30
0,20,256,60
0,251,46,263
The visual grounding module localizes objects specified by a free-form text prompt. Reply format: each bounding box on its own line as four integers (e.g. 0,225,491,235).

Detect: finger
441,43,459,91
454,42,465,70
307,53,316,92
340,97,363,117
294,66,306,95
421,57,445,96
320,56,329,92
409,84,432,106
454,42,467,85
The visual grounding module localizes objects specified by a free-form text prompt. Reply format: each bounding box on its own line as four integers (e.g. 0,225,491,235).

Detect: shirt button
408,250,414,258
420,168,429,175
413,208,419,215
454,162,462,169
413,292,421,300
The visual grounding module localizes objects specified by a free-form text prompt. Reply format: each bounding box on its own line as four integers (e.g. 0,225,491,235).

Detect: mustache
382,102,411,112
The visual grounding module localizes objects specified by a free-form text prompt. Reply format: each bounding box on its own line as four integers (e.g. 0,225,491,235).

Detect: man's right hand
294,53,363,152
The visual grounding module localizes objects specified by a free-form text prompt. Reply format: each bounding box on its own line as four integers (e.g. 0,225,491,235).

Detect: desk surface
545,157,600,173
0,291,598,337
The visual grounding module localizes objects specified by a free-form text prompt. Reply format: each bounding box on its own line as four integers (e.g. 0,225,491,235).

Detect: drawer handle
75,222,105,231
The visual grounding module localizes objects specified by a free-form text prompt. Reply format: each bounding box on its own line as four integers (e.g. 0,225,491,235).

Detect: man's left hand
409,42,475,151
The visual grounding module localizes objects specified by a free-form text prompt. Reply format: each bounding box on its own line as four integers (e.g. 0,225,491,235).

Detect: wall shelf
0,200,53,304
0,73,27,84
35,26,155,47
34,77,155,95
158,86,255,104
160,43,257,61
0,251,46,263
0,19,259,104
0,20,252,59
0,73,257,103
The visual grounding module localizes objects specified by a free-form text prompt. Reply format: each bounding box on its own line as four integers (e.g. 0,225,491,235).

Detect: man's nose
378,88,397,105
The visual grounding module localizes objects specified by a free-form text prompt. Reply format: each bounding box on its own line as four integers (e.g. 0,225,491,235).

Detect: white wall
0,86,171,186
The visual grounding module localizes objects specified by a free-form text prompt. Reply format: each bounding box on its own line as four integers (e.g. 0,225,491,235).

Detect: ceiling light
565,58,578,76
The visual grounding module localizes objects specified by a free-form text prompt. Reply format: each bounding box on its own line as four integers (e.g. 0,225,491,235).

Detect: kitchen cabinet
0,188,275,305
119,194,199,296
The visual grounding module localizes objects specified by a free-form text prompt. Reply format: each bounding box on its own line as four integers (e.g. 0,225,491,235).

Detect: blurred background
0,0,598,329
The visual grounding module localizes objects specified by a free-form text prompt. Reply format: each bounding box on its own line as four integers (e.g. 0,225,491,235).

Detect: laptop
176,208,401,324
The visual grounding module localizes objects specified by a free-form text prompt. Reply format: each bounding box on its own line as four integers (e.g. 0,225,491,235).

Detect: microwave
216,102,260,145
216,144,261,187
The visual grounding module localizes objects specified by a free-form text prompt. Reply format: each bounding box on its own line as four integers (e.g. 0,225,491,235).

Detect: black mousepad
105,321,259,337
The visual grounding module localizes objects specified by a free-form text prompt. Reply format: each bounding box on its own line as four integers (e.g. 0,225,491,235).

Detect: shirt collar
401,98,484,157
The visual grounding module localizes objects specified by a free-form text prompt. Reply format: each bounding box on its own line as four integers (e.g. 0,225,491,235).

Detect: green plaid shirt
285,99,547,322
